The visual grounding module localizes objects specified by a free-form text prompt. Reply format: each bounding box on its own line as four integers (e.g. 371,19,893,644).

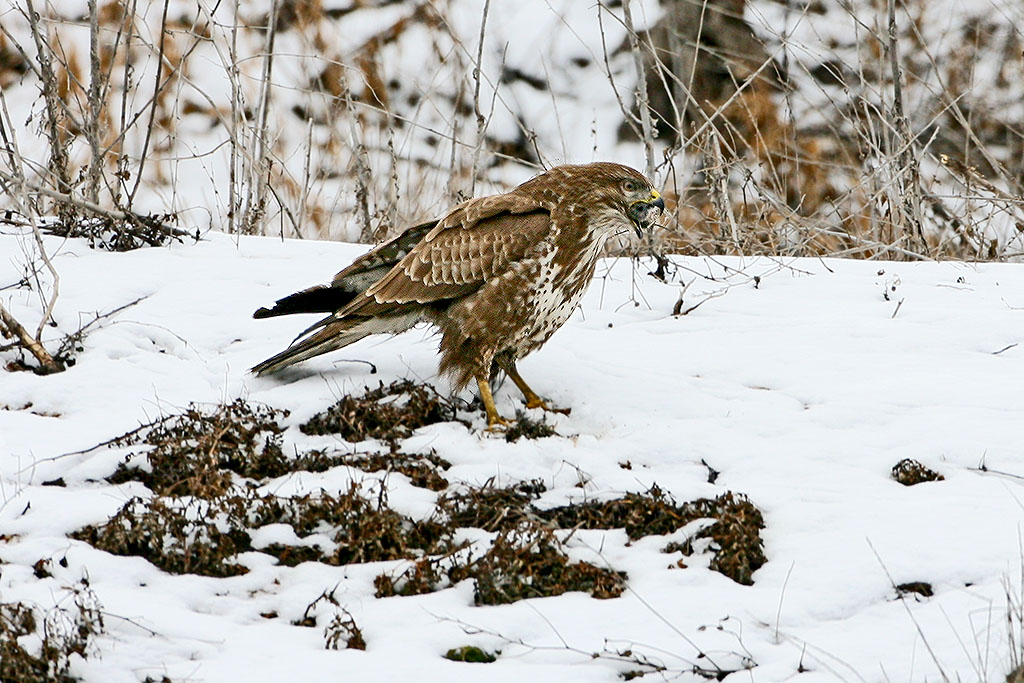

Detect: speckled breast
513,246,601,357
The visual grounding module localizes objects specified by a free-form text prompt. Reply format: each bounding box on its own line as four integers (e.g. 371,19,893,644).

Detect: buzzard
251,162,664,428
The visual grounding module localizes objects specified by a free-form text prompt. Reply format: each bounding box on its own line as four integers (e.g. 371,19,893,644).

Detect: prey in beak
628,190,666,237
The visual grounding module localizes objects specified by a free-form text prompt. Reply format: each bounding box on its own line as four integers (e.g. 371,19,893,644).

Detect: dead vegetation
73,397,766,608
436,478,547,531
374,518,626,604
0,583,104,683
73,495,251,577
324,609,367,651
4,0,1020,263
73,396,457,575
454,522,627,605
545,487,766,585
891,458,945,486
290,589,367,650
333,450,451,491
503,411,558,443
106,399,292,497
444,646,497,663
300,380,461,444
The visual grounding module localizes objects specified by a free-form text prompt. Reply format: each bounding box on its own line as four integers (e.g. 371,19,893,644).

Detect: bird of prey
251,162,664,428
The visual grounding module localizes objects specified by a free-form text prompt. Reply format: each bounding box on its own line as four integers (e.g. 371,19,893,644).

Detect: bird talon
524,397,571,415
484,417,511,433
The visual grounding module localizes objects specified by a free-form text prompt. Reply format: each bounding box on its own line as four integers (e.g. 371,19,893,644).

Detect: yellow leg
498,358,571,415
476,375,511,430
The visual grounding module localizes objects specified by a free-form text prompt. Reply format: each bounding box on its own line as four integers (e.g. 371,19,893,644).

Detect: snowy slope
2,228,1024,681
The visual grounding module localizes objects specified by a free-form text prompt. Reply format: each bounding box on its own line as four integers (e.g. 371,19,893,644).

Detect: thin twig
619,0,656,180
468,0,491,197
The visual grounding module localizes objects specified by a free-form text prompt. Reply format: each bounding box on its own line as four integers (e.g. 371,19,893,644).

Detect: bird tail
250,311,421,376
252,285,356,319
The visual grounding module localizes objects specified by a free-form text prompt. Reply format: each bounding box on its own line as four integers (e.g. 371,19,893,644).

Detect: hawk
251,162,664,428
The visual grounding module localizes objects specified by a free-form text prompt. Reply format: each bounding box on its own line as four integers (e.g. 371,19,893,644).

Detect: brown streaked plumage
251,162,665,428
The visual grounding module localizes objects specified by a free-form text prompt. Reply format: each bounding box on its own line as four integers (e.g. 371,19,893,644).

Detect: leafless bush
2,0,1021,261
624,0,1024,261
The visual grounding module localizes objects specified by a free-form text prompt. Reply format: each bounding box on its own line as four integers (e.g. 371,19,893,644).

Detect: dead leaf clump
452,522,626,605
300,380,458,443
544,487,766,585
504,411,558,442
250,483,450,566
72,496,251,577
107,399,291,497
435,479,546,531
891,458,945,486
377,518,625,604
334,450,451,491
541,484,694,539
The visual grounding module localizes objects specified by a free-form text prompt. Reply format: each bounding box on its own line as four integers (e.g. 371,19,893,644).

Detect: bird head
526,162,666,238
626,183,665,238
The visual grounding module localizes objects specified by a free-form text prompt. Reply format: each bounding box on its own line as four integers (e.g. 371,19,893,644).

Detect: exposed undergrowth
71,389,766,632
300,380,461,444
0,582,104,683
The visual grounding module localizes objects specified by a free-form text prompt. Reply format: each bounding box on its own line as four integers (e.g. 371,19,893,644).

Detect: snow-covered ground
2,228,1024,681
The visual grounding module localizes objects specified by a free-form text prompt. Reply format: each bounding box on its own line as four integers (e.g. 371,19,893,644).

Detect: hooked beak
628,189,666,238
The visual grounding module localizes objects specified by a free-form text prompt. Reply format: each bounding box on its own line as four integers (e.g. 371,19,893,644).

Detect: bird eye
622,180,639,193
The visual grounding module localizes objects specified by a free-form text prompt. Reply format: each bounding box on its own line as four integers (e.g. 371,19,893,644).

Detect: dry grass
2,0,1019,260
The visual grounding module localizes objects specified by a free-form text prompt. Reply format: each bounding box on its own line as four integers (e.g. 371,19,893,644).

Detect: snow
2,227,1024,680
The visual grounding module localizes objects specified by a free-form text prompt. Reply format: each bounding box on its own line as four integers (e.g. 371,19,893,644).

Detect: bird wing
344,197,552,314
252,206,551,374
330,219,438,292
